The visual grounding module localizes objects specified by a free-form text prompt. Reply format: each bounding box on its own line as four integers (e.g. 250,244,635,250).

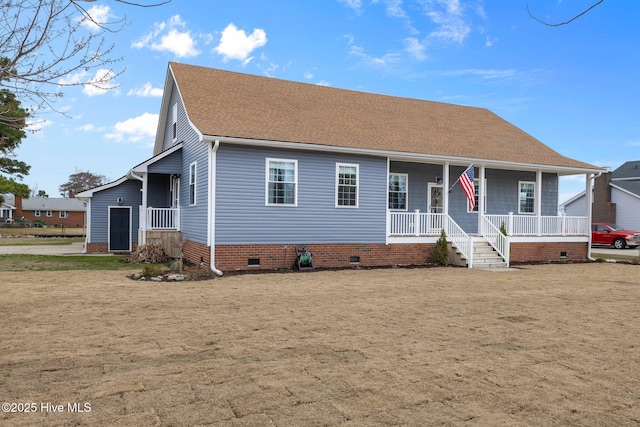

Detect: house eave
202,134,605,175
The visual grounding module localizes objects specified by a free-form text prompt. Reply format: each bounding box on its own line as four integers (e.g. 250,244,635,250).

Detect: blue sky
17,0,640,203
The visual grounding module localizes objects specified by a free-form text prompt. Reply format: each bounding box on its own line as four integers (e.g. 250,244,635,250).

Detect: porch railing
388,211,472,267
146,207,180,230
480,214,509,266
484,213,589,236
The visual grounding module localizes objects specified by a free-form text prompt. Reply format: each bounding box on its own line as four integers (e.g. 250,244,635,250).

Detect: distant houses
0,194,86,227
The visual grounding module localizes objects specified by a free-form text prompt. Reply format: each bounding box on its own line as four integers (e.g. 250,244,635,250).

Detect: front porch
139,207,181,258
387,211,589,268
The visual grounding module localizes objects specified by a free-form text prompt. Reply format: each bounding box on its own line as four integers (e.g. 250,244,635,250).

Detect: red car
591,223,640,249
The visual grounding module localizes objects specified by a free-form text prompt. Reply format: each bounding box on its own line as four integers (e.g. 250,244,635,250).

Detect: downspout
587,171,604,261
208,139,223,276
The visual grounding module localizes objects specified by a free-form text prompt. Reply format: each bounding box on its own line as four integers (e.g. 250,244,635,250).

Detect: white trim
518,181,536,215
335,163,359,208
610,182,640,200
388,172,408,211
427,183,444,214
171,103,178,142
205,135,605,176
265,158,298,207
468,178,487,213
189,161,197,206
108,206,132,252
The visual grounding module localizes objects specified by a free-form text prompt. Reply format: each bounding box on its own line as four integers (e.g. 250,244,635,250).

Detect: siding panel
215,145,387,244
88,180,142,243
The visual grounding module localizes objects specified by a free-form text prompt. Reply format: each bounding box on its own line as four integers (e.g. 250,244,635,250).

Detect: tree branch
528,0,604,27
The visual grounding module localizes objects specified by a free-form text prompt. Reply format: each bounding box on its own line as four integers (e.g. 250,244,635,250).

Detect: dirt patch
1,264,639,426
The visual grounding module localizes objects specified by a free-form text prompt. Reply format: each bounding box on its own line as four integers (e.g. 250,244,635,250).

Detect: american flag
458,163,475,210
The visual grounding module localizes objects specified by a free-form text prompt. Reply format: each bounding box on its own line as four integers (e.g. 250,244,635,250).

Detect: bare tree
528,0,604,27
59,169,107,198
0,0,171,128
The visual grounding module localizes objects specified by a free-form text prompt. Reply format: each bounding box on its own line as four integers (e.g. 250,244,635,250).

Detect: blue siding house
78,62,605,272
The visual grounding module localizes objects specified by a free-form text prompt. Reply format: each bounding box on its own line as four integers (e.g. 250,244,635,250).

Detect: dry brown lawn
1,263,639,426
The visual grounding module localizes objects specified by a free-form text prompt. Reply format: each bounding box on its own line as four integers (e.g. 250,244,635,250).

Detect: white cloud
127,82,163,98
214,23,267,64
421,0,471,44
83,69,117,96
75,124,106,132
132,15,200,58
105,113,159,145
339,0,363,11
349,44,402,67
404,37,427,60
79,5,115,31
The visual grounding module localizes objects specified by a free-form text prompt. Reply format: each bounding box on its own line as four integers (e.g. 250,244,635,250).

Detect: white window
266,159,297,206
45,211,53,217
468,179,487,213
519,181,535,214
388,174,408,210
34,210,41,217
172,103,178,142
336,163,358,208
189,162,197,205
59,211,69,219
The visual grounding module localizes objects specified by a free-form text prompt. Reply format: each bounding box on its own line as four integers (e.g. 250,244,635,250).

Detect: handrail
443,215,473,268
480,214,509,266
146,207,180,230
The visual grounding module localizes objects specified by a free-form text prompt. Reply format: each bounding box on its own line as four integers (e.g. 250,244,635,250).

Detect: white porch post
585,173,594,259
442,162,450,215
536,170,543,236
477,165,486,234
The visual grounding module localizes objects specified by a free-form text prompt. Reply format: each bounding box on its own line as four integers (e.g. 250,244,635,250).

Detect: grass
0,254,136,272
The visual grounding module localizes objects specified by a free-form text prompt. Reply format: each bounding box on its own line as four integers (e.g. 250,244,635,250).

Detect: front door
109,207,131,251
428,183,443,213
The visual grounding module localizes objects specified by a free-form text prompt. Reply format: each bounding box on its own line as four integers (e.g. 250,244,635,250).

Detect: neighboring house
561,160,640,231
1,194,16,222
78,62,604,271
1,194,86,227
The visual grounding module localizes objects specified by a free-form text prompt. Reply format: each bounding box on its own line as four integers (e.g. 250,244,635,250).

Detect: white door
428,183,443,213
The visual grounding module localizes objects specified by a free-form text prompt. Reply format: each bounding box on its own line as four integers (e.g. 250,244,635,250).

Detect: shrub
500,221,508,236
431,229,449,265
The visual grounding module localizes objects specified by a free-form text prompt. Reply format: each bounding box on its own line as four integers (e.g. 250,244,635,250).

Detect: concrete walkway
0,241,85,255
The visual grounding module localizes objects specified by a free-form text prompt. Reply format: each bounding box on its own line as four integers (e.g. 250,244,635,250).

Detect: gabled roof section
612,160,640,180
610,181,640,199
79,143,183,199
168,62,600,173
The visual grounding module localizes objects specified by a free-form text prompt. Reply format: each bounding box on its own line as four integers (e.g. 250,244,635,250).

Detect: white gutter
208,139,223,276
206,135,605,176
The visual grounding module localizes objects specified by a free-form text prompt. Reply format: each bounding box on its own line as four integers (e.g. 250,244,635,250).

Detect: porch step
471,241,507,269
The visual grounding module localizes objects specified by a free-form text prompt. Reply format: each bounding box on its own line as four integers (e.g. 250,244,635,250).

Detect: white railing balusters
146,207,180,230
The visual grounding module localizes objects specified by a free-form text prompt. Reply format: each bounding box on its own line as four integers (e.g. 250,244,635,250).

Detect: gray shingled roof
169,62,599,172
612,160,640,179
22,197,85,211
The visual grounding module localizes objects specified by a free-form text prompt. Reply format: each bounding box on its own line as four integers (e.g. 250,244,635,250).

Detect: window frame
171,103,178,142
388,173,408,211
59,211,69,219
518,181,536,214
34,210,41,217
189,161,197,206
335,163,359,208
468,178,487,213
265,158,298,207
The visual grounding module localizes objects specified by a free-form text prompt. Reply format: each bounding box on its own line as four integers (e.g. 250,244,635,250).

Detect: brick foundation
183,242,434,272
510,242,588,264
86,242,138,254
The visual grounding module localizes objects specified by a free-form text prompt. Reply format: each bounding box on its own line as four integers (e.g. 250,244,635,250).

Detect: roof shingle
170,62,598,171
